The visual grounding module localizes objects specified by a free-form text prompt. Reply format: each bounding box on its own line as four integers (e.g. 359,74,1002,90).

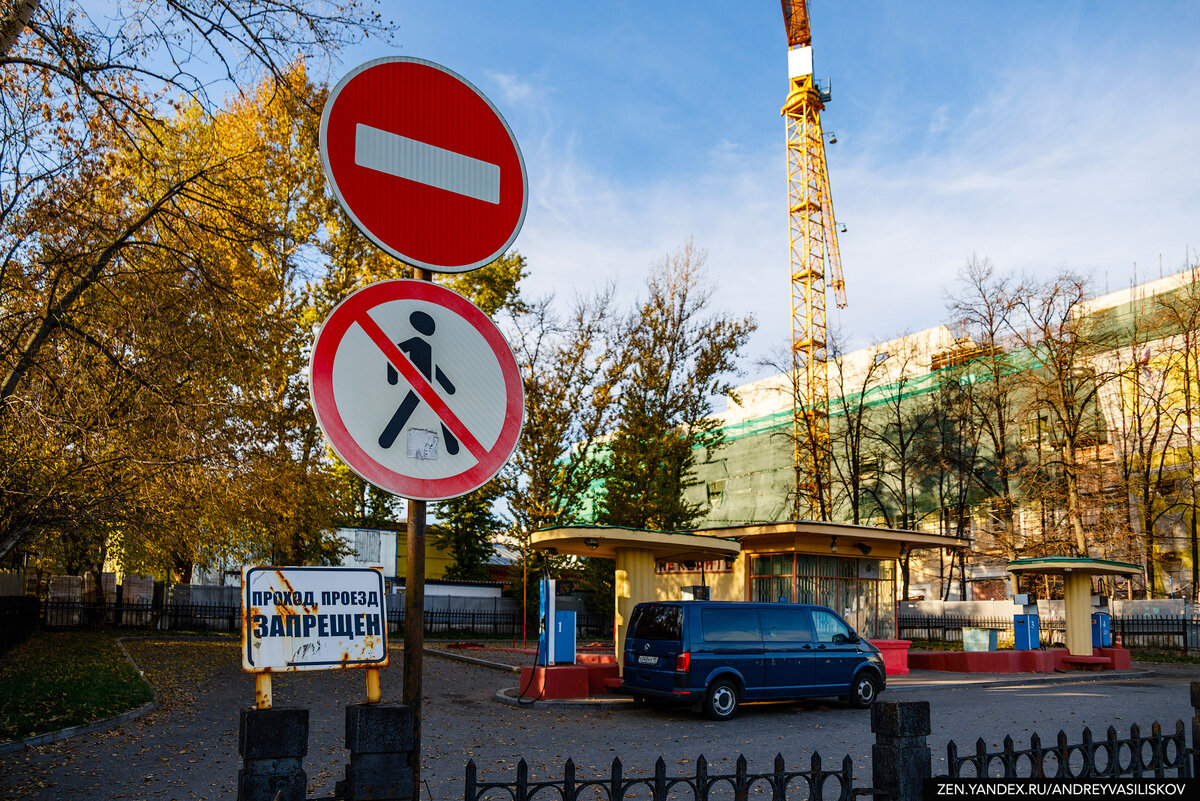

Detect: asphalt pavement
1,639,1197,801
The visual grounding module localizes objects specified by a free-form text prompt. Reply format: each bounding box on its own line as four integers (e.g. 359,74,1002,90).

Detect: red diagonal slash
355,310,488,461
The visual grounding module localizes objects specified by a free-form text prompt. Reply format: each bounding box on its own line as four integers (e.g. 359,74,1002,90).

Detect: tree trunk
0,0,37,58
1062,445,1089,555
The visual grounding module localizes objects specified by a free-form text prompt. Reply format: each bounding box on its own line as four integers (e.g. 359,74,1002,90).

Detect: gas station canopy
1007,557,1142,578
1007,556,1141,657
531,525,741,562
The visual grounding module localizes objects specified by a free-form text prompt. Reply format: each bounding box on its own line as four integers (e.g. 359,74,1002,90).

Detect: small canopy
531,525,741,561
1007,556,1142,577
703,519,970,555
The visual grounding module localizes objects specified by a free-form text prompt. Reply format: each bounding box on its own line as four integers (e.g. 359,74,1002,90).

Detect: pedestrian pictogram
319,56,528,273
309,280,524,501
379,310,459,456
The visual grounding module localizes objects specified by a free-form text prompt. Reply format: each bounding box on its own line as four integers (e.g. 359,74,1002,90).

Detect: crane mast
780,0,846,521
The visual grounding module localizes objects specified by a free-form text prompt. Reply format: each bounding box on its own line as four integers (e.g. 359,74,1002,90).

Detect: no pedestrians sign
319,56,528,273
309,279,524,501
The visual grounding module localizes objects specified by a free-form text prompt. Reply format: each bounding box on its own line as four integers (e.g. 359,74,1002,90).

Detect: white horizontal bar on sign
354,123,501,204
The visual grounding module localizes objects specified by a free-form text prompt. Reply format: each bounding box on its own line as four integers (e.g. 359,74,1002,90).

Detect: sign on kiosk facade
241,566,388,672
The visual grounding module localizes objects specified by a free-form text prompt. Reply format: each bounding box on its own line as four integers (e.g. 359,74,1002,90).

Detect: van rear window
631,605,682,641
701,608,761,642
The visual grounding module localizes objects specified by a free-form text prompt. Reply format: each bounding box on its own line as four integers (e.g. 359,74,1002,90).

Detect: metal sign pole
403,267,431,799
404,499,426,797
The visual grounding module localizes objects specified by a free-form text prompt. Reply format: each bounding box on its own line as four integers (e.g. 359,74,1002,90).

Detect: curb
0,636,158,756
494,687,635,709
423,647,521,674
886,669,1152,692
490,669,1157,710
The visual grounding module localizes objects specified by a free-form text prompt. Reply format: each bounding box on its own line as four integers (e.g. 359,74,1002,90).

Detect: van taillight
675,652,691,672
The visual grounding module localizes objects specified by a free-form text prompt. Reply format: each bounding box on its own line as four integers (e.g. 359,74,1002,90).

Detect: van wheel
848,672,879,708
704,679,739,721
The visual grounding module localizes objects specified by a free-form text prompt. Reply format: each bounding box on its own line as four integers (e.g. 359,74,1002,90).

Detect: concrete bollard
237,706,309,801
339,703,415,800
871,700,931,801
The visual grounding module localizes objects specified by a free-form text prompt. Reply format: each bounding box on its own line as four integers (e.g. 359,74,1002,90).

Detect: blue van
619,601,886,720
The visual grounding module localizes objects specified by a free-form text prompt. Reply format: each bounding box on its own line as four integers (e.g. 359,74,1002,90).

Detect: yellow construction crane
781,0,847,521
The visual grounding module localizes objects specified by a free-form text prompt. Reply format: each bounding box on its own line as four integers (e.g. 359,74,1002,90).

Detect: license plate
637,655,658,665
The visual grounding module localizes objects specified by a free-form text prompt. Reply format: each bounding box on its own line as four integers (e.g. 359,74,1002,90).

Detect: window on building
749,553,896,639
355,530,381,563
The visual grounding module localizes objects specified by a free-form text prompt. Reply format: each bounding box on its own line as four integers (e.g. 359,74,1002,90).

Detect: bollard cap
870,700,931,738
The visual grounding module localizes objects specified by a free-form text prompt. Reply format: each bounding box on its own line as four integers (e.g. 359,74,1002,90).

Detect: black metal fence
384,608,612,639
898,614,1200,652
466,688,1200,801
466,753,858,801
946,722,1191,779
29,598,615,639
40,599,242,632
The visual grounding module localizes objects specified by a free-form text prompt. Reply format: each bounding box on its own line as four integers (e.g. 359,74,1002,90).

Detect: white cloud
508,21,1200,387
485,70,542,107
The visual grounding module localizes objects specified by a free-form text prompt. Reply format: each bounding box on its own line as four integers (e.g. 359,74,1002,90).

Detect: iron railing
898,614,1200,652
945,721,1192,779
466,753,860,801
466,697,1200,801
41,600,242,631
385,608,612,639
35,599,614,639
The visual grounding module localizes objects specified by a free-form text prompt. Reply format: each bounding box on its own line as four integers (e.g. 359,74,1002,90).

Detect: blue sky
326,1,1200,384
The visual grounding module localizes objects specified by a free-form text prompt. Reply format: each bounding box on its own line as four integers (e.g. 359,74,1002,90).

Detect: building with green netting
680,268,1200,602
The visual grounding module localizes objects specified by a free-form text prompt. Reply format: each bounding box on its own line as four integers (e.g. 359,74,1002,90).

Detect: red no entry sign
320,57,528,273
309,280,524,500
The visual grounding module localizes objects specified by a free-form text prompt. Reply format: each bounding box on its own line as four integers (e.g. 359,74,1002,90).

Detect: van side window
760,607,812,642
631,605,682,641
811,610,852,643
701,609,761,642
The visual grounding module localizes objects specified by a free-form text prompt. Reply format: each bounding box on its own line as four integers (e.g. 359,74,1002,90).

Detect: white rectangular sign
241,566,388,673
354,123,501,204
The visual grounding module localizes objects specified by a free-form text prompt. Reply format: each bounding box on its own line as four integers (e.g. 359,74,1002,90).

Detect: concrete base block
346,703,414,753
237,769,307,801
343,754,415,800
238,707,309,801
341,703,415,801
518,665,589,699
869,639,912,675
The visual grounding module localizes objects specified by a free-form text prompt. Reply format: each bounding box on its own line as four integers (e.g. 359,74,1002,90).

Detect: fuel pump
1013,593,1040,650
